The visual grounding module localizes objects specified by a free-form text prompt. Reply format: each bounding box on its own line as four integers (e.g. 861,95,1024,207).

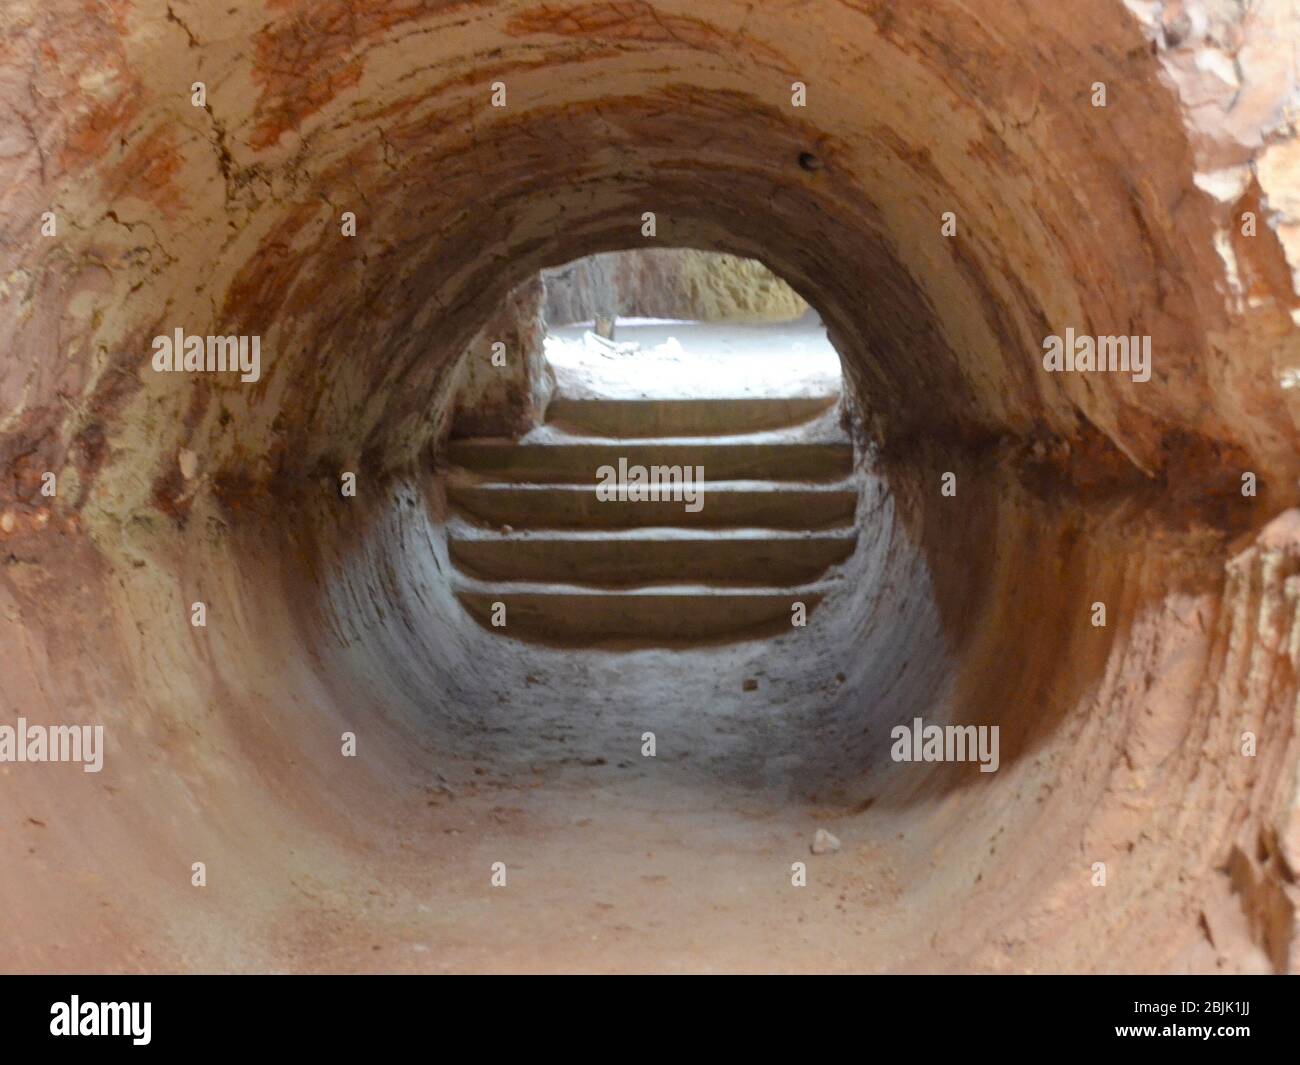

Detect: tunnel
2,0,1299,974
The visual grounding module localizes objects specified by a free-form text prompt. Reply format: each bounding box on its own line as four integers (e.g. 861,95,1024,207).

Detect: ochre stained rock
0,0,1296,973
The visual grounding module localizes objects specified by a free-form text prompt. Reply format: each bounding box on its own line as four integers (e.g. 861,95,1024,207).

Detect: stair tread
548,395,835,406
449,528,855,586
448,437,852,449
444,440,853,485
447,479,857,530
455,580,831,596
548,391,840,401
447,478,856,490
461,426,849,443
544,394,838,437
454,585,827,643
447,524,858,541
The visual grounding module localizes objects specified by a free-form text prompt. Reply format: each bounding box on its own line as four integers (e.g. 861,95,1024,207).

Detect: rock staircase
443,394,858,644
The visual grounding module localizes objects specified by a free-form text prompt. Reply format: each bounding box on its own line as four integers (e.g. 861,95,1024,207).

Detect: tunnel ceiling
2,0,1298,519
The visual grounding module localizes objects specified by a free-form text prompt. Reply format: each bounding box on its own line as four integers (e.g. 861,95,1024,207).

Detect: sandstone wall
0,0,1297,972
542,249,809,325
446,275,552,439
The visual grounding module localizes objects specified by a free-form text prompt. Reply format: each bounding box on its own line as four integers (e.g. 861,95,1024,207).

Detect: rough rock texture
542,249,809,325
0,0,1298,973
446,275,552,439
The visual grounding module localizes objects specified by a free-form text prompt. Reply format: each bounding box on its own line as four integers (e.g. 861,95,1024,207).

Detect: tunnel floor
282,540,943,973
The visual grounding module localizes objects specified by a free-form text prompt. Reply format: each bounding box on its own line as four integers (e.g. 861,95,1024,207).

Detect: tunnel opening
1,0,1298,975
441,247,866,646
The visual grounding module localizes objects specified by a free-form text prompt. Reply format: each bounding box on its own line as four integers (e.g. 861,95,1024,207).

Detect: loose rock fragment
811,829,841,855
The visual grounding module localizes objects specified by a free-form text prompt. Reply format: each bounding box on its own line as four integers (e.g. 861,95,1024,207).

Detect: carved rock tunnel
1,0,1299,972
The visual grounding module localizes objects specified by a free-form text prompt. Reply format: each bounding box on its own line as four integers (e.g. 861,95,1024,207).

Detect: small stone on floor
811,828,841,855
